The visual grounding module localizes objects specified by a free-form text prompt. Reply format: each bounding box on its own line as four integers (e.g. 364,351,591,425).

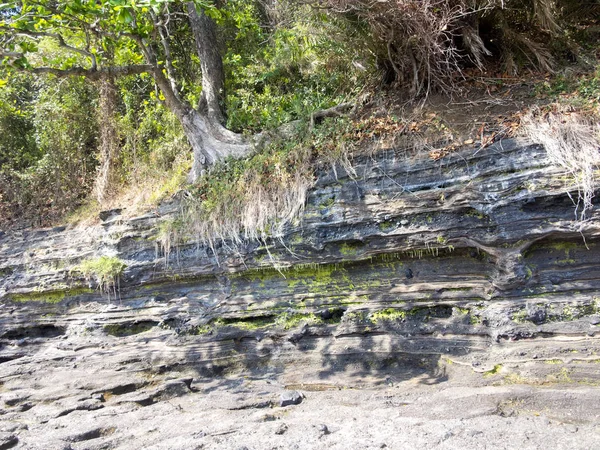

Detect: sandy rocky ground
1,326,599,450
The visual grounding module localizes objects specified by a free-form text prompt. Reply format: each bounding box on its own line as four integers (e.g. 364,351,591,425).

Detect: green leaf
118,8,133,24
203,7,222,21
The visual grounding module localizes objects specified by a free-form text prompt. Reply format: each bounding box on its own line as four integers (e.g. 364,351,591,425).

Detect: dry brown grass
66,150,191,227
521,106,600,220
181,143,315,259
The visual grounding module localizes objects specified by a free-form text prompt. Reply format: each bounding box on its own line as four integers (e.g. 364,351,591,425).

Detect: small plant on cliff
155,218,185,268
76,256,127,301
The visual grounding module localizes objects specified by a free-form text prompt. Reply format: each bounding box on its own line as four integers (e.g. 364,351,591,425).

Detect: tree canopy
1,0,250,178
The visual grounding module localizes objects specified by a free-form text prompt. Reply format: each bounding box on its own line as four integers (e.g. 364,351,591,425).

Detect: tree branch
0,50,23,59
7,64,153,80
1,26,94,62
83,28,97,70
150,8,181,100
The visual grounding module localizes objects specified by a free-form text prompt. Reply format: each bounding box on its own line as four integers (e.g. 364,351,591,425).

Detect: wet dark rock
527,309,547,325
280,391,303,407
228,399,273,410
67,427,115,442
1,139,600,447
154,380,191,400
316,424,329,435
99,209,123,222
0,434,18,450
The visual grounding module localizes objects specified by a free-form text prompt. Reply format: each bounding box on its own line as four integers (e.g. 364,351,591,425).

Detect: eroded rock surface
1,139,600,448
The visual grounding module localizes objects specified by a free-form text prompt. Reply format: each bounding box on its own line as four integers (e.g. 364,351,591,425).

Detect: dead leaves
353,116,407,140
428,113,522,161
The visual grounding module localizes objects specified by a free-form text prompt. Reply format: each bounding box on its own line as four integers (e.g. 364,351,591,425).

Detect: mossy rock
7,287,93,304
104,321,157,337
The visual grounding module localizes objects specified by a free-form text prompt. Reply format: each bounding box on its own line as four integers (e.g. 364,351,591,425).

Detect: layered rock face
1,138,600,448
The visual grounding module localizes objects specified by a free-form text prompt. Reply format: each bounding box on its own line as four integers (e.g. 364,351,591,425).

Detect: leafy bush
0,72,39,171
0,74,98,227
318,0,599,93
116,82,192,206
223,0,373,132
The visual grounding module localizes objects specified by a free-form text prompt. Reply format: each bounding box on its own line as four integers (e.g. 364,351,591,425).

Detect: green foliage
0,72,98,227
1,0,210,71
534,65,600,105
223,1,372,132
0,71,39,171
1,0,198,224
577,68,600,102
1,0,598,233
33,76,98,178
117,80,192,201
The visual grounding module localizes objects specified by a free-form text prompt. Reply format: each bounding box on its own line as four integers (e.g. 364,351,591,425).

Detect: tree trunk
186,2,226,125
94,76,120,203
147,56,251,182
181,2,251,181
179,107,251,182
128,4,253,182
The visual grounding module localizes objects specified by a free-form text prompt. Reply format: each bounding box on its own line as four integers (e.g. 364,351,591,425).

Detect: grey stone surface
1,139,600,448
280,391,303,407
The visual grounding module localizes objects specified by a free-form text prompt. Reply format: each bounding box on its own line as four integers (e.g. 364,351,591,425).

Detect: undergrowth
178,117,358,253
155,217,185,267
152,110,442,265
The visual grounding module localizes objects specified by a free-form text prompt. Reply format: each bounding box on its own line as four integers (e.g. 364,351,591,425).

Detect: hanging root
521,107,600,221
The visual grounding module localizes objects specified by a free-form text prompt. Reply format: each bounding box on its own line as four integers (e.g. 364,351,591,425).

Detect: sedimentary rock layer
1,137,600,387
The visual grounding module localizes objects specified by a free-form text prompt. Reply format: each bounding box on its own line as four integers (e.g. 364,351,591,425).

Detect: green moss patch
192,311,331,335
275,312,324,330
484,364,503,377
7,287,93,304
104,321,157,337
75,256,127,296
369,308,407,323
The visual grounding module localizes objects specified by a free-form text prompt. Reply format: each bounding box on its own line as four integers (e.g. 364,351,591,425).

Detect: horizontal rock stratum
1,139,600,449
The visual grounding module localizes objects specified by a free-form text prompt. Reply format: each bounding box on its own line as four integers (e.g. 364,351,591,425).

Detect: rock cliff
1,138,600,449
